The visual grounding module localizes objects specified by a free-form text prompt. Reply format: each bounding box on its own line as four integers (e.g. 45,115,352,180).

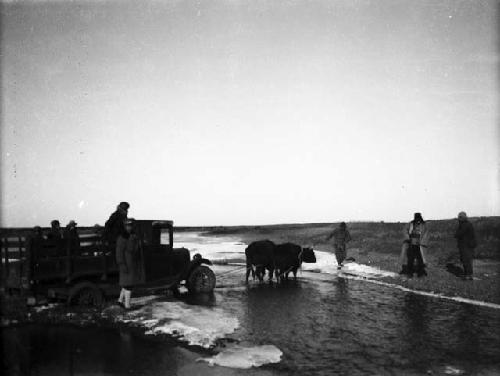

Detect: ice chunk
199,345,282,369
118,299,239,348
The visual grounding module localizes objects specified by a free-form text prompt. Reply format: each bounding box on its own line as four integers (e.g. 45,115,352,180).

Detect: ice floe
199,345,282,369
118,298,239,348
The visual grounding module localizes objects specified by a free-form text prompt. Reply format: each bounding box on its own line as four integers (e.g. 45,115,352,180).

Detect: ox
245,240,276,283
274,243,316,282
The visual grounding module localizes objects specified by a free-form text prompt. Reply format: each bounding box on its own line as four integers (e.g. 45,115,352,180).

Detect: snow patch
199,345,282,369
118,299,239,348
444,365,465,375
301,249,398,279
33,303,59,313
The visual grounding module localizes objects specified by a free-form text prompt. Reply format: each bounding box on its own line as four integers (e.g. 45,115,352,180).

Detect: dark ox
274,243,316,282
245,240,316,283
245,240,276,282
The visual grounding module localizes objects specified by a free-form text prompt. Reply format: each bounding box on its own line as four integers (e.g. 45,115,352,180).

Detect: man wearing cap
326,222,352,270
104,202,130,245
455,211,477,280
116,218,143,309
402,213,429,277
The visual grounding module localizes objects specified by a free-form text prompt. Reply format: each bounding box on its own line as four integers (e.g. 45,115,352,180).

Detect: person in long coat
115,218,143,309
454,211,477,280
403,212,429,277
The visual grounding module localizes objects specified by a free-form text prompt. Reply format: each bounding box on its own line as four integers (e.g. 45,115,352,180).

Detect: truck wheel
187,266,216,294
69,282,104,307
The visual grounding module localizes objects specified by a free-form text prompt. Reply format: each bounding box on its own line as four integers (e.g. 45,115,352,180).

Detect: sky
1,0,499,227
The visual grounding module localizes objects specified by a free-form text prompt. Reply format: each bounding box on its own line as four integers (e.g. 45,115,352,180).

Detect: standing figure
63,220,80,282
104,202,130,245
116,218,143,309
454,211,477,281
46,220,64,256
25,226,45,283
404,213,429,277
326,222,352,270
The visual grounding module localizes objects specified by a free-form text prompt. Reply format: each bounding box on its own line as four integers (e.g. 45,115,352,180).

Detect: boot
124,289,132,309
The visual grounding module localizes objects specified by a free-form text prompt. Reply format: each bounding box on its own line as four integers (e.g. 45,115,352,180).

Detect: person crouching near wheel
116,218,142,309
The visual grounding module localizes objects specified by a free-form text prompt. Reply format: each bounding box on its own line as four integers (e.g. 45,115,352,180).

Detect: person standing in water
326,222,352,270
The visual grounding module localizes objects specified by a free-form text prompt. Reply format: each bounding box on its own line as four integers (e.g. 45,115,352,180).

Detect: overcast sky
1,0,499,227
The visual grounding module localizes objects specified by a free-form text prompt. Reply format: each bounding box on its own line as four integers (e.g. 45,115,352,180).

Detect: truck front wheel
68,282,104,307
186,266,216,294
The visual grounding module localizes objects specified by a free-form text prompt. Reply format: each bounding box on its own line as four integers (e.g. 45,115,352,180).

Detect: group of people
25,201,142,309
326,211,477,280
26,219,80,258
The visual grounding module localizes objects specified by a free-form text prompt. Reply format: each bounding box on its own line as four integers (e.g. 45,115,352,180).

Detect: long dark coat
116,233,144,287
455,220,477,249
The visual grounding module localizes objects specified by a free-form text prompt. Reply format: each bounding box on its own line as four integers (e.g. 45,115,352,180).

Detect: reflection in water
2,324,181,376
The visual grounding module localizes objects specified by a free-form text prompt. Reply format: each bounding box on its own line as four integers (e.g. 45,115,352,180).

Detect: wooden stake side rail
0,227,117,292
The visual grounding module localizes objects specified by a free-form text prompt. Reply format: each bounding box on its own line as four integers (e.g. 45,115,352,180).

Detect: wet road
2,233,500,375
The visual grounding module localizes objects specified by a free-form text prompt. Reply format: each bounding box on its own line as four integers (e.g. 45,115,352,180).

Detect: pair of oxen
245,240,317,283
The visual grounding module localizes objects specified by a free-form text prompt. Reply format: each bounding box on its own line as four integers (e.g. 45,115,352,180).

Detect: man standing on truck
116,218,142,309
104,202,129,245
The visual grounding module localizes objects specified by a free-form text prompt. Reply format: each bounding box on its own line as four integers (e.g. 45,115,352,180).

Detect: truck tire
68,281,104,307
186,265,216,294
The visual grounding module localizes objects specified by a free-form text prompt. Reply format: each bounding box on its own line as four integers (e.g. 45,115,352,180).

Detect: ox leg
246,264,252,283
292,267,298,280
268,267,274,283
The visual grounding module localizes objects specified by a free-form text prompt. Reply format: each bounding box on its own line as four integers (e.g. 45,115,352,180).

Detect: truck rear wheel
69,281,104,307
187,265,216,294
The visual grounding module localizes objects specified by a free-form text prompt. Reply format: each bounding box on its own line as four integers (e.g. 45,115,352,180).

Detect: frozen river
2,232,500,375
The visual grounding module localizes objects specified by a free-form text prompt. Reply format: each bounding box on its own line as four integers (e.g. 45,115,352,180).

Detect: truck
0,220,216,306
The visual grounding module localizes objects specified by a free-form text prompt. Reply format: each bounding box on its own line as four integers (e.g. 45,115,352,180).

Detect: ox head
301,247,316,263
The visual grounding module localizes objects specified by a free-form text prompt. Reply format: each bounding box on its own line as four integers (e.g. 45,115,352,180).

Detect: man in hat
454,211,477,280
326,222,352,270
402,212,429,277
116,218,143,309
104,202,130,245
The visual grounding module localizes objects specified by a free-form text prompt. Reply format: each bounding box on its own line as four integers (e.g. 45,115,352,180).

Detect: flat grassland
198,217,500,304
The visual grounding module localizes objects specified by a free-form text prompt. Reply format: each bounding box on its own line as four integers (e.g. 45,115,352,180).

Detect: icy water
2,232,500,375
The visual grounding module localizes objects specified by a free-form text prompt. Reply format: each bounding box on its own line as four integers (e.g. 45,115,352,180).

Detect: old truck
0,220,216,306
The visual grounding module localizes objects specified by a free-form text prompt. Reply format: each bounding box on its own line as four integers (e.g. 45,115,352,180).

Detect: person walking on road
403,213,429,277
116,218,143,309
326,222,352,270
455,211,477,281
